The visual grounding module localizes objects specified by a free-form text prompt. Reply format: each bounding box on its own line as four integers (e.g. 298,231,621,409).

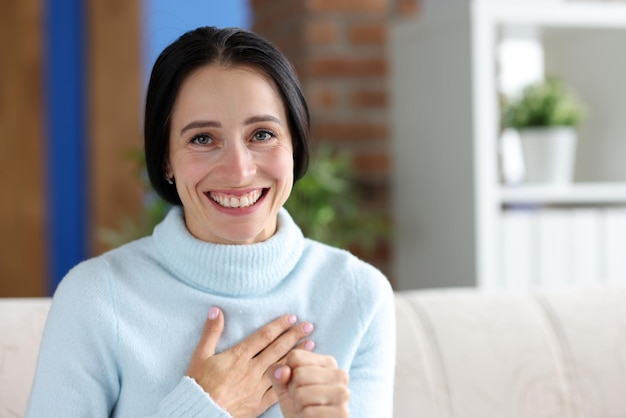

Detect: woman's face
166,64,294,245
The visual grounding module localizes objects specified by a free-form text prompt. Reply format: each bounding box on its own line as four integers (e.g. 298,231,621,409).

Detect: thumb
270,364,292,397
194,307,224,359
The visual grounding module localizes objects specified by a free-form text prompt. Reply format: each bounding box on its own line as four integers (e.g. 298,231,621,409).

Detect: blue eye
253,130,274,141
191,134,212,145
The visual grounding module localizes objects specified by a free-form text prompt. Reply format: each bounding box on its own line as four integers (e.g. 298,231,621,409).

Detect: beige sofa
2,285,626,417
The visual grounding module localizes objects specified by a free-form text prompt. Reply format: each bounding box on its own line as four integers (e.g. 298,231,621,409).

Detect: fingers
269,364,294,412
237,315,314,365
266,340,315,391
193,307,224,359
185,309,321,418
301,404,351,417
286,352,348,393
186,307,225,383
271,351,350,417
284,349,338,371
290,365,348,389
255,322,314,367
295,339,316,352
292,381,350,407
269,339,314,372
255,328,316,413
270,364,292,391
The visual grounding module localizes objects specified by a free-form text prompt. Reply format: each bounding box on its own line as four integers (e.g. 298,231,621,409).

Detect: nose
218,140,256,184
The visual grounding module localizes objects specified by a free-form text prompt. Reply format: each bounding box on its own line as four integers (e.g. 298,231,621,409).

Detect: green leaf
502,76,585,129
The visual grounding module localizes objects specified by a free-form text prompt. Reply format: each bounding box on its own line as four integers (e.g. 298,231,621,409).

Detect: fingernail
304,340,315,351
288,314,297,325
209,307,220,320
303,322,314,334
274,366,284,380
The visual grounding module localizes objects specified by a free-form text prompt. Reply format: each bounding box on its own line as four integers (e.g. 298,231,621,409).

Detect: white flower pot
518,127,578,184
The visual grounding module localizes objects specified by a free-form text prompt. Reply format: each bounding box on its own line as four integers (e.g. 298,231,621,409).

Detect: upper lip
207,188,265,208
206,187,265,195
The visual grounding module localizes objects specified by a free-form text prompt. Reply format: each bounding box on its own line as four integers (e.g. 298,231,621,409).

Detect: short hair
144,26,310,205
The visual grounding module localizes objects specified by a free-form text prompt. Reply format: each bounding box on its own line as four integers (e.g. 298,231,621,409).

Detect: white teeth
210,190,262,208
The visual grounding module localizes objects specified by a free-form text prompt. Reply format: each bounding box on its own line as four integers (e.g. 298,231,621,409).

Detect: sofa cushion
394,286,626,418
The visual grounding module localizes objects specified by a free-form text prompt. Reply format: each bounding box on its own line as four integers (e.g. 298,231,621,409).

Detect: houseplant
284,144,390,254
501,76,585,184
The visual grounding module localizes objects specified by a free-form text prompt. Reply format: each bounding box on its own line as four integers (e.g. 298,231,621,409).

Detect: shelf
500,183,626,205
480,1,626,28
391,1,626,290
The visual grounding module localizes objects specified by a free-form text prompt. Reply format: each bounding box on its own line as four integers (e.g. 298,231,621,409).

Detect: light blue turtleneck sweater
26,207,395,417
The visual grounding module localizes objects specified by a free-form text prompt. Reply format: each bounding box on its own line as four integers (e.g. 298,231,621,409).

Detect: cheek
173,159,207,189
171,152,210,181
271,147,295,186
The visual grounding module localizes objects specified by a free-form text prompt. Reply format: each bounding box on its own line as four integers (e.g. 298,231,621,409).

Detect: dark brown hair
144,26,310,205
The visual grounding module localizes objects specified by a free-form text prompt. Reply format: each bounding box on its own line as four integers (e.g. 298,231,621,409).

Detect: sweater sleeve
25,261,122,417
149,377,232,418
348,262,396,418
24,260,233,418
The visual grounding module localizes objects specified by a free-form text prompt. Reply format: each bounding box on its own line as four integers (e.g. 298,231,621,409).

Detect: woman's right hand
186,307,314,418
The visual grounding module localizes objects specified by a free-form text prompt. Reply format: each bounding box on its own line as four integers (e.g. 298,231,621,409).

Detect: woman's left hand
270,349,350,417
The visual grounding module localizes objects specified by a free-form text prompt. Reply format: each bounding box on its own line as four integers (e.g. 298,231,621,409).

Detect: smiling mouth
208,189,264,208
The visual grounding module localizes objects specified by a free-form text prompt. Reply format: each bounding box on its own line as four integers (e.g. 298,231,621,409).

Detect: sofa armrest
0,298,51,417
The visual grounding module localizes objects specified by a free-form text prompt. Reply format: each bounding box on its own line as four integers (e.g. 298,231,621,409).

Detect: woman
26,27,395,417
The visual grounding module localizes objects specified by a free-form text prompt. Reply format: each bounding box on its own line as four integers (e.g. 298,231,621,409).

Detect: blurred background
3,0,626,297
1,0,410,296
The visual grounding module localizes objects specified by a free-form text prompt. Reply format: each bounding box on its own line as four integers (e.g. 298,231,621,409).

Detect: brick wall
251,0,418,283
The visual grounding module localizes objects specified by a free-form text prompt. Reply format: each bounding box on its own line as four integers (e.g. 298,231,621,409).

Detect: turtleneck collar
152,206,305,297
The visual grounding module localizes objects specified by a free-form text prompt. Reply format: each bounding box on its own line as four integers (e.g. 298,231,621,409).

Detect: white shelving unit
390,0,626,290
500,183,626,205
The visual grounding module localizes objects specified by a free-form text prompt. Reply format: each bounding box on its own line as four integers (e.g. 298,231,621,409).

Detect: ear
163,160,172,179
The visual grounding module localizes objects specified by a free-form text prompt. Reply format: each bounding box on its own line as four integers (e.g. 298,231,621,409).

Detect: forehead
176,64,284,108
168,64,290,132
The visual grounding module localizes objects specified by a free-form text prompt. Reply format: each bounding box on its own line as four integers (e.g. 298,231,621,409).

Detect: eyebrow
244,115,283,126
180,114,283,136
180,120,221,135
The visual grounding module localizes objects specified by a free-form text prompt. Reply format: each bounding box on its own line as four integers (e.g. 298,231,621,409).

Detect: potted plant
501,76,585,184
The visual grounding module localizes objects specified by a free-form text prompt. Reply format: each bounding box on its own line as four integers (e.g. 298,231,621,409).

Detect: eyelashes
188,129,278,146
253,129,277,141
190,134,213,145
